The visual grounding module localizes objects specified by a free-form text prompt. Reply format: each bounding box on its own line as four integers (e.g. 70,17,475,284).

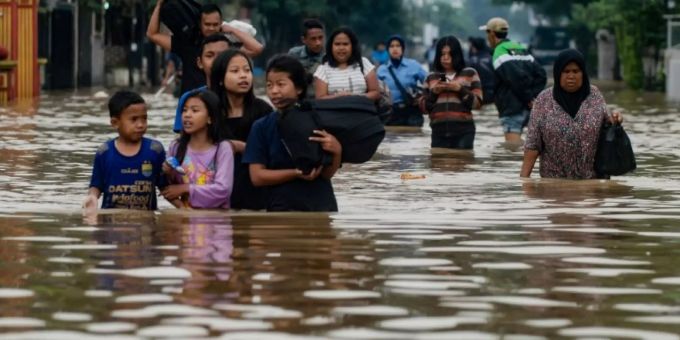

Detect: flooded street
2,85,680,339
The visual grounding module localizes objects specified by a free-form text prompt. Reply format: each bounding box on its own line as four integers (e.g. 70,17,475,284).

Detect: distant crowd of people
82,4,626,214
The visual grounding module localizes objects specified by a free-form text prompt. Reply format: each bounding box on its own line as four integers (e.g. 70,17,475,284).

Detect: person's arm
222,23,264,57
313,64,331,99
364,69,381,102
250,164,304,186
146,0,172,51
309,130,342,179
314,77,333,99
520,150,539,178
84,149,106,210
520,93,546,178
161,58,176,86
83,187,101,211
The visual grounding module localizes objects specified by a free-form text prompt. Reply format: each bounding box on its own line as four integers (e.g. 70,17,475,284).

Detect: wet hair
108,90,144,118
433,35,466,74
199,33,230,56
200,3,222,18
175,89,224,164
209,49,259,133
302,18,324,37
323,27,364,72
266,54,307,100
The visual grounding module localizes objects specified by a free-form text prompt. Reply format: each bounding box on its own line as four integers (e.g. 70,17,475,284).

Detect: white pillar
596,29,616,81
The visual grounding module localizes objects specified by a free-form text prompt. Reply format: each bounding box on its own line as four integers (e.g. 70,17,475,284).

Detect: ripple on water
52,312,93,322
615,303,680,313
378,316,486,331
331,305,409,317
87,266,191,279
379,258,453,267
0,317,46,328
115,294,173,304
303,290,381,300
0,330,141,340
51,244,117,250
161,316,272,331
2,236,81,242
0,288,34,299
628,316,680,324
84,322,137,333
558,327,680,340
651,277,680,285
552,286,661,295
385,280,480,290
47,257,85,264
557,268,654,277
561,257,650,266
441,296,577,308
112,304,218,319
420,246,606,255
212,304,303,319
472,262,532,270
217,331,327,339
523,319,573,328
136,325,208,338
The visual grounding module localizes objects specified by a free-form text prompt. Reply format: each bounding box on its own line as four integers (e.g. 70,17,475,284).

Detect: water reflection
2,89,680,338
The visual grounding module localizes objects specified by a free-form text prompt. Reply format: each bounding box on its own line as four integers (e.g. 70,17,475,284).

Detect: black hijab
553,49,590,118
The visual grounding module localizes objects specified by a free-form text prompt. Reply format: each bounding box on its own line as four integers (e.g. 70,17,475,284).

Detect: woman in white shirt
314,27,380,102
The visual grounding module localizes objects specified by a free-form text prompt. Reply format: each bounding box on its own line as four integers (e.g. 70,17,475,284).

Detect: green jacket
492,40,547,117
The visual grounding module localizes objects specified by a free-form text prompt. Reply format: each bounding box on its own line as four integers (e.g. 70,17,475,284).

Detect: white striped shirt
314,57,374,96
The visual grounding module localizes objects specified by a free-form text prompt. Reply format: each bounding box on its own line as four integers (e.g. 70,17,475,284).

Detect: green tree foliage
246,0,406,60
497,0,675,89
572,0,669,89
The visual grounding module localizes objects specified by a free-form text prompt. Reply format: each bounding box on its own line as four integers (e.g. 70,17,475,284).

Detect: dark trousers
386,104,424,127
431,120,476,149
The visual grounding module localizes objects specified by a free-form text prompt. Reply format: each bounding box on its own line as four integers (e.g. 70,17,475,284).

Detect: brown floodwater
1,85,680,339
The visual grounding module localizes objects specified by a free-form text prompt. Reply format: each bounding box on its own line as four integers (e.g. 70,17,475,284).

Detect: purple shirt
168,141,234,209
525,86,608,179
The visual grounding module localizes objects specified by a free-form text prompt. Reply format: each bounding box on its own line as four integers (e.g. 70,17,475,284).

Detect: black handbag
594,123,636,176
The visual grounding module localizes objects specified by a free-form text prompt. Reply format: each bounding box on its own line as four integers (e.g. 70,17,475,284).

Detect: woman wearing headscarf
376,35,428,127
421,36,482,149
520,49,623,179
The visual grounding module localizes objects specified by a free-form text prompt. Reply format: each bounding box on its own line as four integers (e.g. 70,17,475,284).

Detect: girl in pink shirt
163,89,234,209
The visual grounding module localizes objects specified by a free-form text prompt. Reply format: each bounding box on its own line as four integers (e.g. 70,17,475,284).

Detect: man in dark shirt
146,1,263,93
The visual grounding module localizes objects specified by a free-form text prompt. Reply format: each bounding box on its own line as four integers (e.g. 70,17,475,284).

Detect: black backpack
282,96,385,164
278,105,331,175
160,0,201,42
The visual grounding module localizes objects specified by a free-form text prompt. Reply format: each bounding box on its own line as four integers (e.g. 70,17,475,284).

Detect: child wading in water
163,89,234,209
243,55,342,211
83,90,179,211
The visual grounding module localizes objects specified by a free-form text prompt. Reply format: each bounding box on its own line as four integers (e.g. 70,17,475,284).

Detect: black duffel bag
160,0,201,42
594,123,636,176
279,96,385,166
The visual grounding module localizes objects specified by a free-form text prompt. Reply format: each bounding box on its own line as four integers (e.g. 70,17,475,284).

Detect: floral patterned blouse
525,85,608,179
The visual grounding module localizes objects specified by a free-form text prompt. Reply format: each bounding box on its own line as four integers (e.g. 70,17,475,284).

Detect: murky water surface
1,86,680,339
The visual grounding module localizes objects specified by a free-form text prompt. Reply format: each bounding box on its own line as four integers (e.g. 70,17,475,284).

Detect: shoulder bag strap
387,65,414,105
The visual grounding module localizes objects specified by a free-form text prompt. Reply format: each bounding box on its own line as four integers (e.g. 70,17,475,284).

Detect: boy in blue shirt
83,90,178,210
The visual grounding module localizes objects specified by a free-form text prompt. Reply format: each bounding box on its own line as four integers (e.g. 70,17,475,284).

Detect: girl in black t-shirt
210,49,273,210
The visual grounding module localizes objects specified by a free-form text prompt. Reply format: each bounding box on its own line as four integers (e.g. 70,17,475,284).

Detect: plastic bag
594,124,636,176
